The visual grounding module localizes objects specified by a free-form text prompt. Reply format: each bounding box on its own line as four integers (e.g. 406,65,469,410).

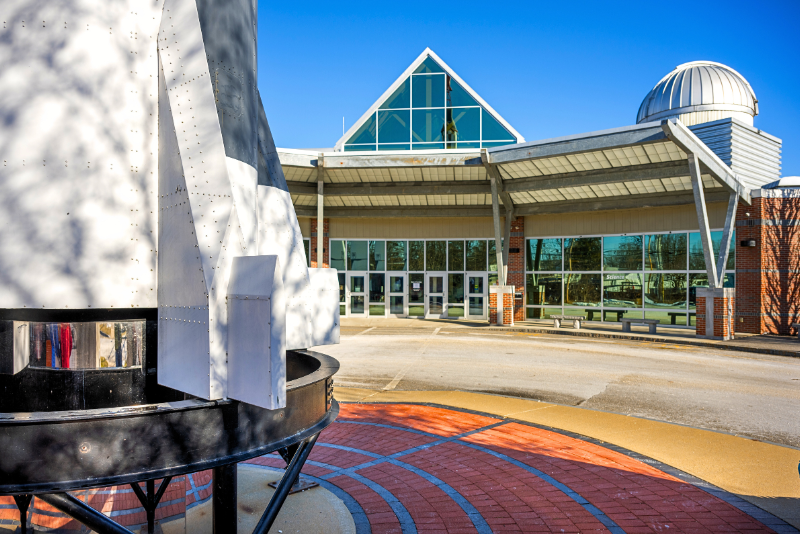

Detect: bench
620,318,660,334
668,312,696,325
793,323,800,340
550,315,585,329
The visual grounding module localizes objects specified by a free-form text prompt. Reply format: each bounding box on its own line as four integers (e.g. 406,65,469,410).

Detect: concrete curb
448,325,800,358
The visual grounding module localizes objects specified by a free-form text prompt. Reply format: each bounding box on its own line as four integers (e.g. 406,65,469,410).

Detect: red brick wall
489,292,514,325
507,217,525,322
310,218,329,268
735,195,800,335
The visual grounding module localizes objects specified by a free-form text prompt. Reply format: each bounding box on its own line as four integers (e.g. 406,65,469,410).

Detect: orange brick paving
245,403,786,534
1,403,791,533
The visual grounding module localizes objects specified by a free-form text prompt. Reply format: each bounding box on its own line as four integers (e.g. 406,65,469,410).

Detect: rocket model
0,0,339,409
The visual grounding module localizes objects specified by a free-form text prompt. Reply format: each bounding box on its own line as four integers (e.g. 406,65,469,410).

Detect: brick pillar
310,218,329,268
507,216,525,322
697,288,735,340
489,286,514,326
735,191,800,335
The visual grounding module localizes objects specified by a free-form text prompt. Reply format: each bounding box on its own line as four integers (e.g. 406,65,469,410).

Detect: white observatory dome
637,61,758,126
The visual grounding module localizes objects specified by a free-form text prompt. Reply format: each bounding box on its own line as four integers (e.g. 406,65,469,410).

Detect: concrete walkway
333,388,800,531
340,317,800,358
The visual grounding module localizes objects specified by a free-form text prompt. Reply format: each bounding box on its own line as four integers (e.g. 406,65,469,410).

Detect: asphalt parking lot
320,326,800,448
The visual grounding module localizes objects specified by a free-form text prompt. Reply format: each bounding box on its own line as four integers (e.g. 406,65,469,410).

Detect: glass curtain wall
525,231,735,326
343,56,516,151
334,238,498,318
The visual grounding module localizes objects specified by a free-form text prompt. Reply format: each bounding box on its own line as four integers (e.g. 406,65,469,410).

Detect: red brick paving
1,403,783,533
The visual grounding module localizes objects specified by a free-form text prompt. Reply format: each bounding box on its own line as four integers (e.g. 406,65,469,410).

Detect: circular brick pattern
246,403,793,534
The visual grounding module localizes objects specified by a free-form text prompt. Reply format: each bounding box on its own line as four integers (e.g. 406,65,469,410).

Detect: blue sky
256,0,799,176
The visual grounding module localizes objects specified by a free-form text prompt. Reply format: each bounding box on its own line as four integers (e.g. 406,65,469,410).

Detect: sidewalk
340,317,800,358
334,387,800,531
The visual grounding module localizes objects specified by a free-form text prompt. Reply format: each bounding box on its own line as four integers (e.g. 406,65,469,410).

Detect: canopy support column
689,153,719,288
316,154,324,268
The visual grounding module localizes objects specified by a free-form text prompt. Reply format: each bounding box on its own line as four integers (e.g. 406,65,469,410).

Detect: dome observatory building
278,50,797,337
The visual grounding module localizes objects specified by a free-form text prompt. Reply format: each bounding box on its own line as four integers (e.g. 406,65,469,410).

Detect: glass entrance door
368,273,386,317
425,272,446,318
387,273,407,317
408,273,425,317
466,272,487,320
347,272,367,316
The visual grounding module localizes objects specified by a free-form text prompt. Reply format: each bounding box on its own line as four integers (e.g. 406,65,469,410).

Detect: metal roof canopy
281,119,751,218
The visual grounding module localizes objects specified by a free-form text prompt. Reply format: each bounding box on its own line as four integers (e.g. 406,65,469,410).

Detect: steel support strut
213,463,238,534
130,476,173,534
37,493,133,534
252,433,320,534
13,495,31,534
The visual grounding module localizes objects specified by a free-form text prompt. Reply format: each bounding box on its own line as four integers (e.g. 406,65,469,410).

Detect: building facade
280,50,797,335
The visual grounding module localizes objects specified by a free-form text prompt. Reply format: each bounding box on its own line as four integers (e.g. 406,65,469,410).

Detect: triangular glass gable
343,53,518,152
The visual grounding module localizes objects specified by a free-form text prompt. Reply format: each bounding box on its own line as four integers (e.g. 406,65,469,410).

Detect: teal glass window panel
379,78,410,109
446,76,478,107
390,296,404,315
412,142,445,150
344,144,376,152
646,310,687,326
564,237,601,271
409,273,424,304
645,233,687,271
468,276,483,294
603,309,641,322
603,273,642,307
377,110,410,143
409,241,424,271
390,276,404,293
603,235,642,271
378,144,410,151
351,296,364,314
527,273,562,305
369,273,385,302
482,141,516,148
469,296,484,316
369,241,385,271
564,273,601,306
426,241,446,271
481,109,515,141
346,113,376,144
644,273,687,308
448,273,464,304
689,231,734,270
688,273,734,309
350,276,364,293
526,239,562,271
303,240,310,267
445,107,480,142
338,273,345,303
330,240,346,271
448,240,464,271
347,241,368,271
386,241,407,271
465,240,487,271
488,239,503,272
412,74,445,108
414,56,445,73
429,276,444,293
447,142,480,149
411,109,445,143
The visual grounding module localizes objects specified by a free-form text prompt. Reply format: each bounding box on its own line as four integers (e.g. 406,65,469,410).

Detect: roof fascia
334,48,432,151
486,122,668,164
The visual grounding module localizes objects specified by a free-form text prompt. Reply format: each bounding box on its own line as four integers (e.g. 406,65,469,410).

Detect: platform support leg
253,433,320,534
130,476,172,534
13,495,31,534
213,462,238,534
